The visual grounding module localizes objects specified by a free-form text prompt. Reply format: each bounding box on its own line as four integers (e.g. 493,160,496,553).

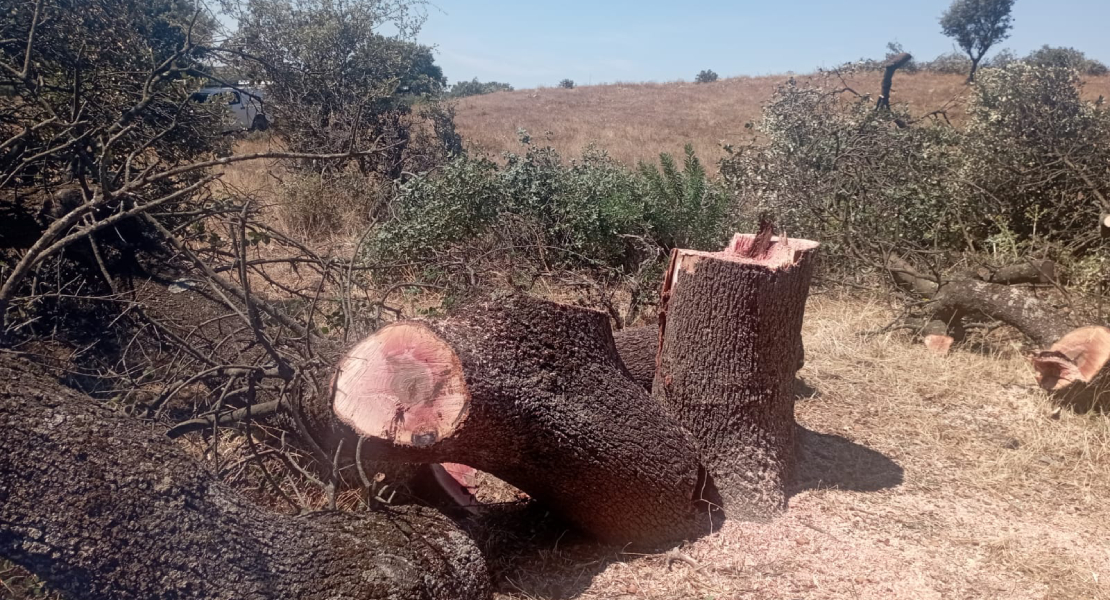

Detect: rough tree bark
653,233,819,518
313,294,719,547
613,323,659,391
0,356,490,600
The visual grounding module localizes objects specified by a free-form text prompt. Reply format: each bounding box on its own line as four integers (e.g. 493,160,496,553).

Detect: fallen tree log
887,255,1110,409
654,232,819,518
0,356,490,600
315,294,719,547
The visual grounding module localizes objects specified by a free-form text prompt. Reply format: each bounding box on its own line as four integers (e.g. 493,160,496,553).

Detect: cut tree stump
654,232,819,518
0,356,489,600
318,294,719,547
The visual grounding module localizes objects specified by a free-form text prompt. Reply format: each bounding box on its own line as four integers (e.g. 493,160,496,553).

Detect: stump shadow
794,377,821,400
463,503,623,600
790,425,904,497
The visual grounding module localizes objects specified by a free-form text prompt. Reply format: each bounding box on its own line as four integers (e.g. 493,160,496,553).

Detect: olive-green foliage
720,77,963,263
559,79,576,89
939,0,1015,80
448,78,515,98
1025,45,1109,76
638,146,731,251
372,138,733,270
231,0,448,174
959,63,1110,251
720,63,1110,275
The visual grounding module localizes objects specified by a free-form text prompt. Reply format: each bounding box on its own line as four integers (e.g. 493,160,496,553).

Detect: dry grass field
488,293,1110,600
454,72,1110,168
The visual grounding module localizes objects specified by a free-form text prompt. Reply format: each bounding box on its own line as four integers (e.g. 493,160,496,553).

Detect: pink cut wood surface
333,323,470,447
725,234,820,269
1031,326,1110,391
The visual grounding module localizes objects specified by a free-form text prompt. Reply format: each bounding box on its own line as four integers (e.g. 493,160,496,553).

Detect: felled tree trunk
888,255,1110,409
654,233,819,518
613,323,659,391
315,294,718,547
0,357,489,600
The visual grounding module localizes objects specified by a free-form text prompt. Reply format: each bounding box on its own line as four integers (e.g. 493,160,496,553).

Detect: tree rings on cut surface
1031,326,1110,391
333,323,469,447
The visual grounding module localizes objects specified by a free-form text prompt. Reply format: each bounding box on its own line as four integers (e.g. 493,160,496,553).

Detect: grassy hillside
454,71,1110,167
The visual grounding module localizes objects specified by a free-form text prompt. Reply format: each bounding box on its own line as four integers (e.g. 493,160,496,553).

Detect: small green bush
638,145,731,250
448,78,514,98
695,69,719,83
372,137,733,271
558,79,576,89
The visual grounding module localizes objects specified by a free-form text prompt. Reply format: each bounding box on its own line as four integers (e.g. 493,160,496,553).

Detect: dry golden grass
488,292,1110,600
455,72,1110,168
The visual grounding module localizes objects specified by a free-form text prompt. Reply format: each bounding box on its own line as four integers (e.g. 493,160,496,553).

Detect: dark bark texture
613,324,659,391
0,357,489,600
654,244,818,518
314,294,719,547
931,279,1073,347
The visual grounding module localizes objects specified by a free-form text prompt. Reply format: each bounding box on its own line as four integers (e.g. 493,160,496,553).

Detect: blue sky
417,0,1109,88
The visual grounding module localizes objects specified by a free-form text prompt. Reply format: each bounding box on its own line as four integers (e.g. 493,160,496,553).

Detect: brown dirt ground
488,292,1110,600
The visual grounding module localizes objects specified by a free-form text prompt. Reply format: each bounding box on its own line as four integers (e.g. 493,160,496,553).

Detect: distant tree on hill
939,0,1016,82
695,69,719,83
559,79,576,89
449,78,515,98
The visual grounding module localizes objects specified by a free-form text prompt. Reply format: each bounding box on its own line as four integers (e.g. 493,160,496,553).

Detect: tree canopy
939,0,1015,81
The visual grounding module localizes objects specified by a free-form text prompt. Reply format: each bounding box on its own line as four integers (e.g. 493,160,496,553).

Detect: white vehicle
191,86,269,132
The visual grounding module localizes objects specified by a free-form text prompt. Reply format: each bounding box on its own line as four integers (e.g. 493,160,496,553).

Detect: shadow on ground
464,502,622,600
790,425,904,496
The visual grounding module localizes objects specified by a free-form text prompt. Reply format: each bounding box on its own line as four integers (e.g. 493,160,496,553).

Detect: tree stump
654,233,819,518
322,294,718,547
0,357,489,600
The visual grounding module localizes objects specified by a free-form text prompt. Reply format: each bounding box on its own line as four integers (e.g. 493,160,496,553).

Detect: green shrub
448,78,515,98
638,145,732,250
719,76,964,267
372,137,732,271
958,62,1110,250
1025,45,1109,76
695,69,719,83
719,63,1110,277
558,79,576,89
373,157,505,258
